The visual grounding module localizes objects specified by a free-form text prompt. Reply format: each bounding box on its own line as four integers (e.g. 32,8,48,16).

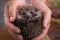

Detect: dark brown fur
13,5,43,40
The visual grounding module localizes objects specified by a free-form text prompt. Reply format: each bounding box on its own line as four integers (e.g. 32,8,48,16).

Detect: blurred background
46,0,60,40
0,0,60,40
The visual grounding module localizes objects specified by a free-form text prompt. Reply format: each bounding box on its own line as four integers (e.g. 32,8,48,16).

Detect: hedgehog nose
23,12,26,15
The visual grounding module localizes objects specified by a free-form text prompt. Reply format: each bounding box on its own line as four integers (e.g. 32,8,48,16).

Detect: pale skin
5,0,51,40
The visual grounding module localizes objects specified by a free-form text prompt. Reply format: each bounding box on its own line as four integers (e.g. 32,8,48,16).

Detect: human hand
30,0,51,40
4,0,26,40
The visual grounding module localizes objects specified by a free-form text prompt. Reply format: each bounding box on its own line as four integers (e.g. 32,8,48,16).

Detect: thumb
9,5,17,22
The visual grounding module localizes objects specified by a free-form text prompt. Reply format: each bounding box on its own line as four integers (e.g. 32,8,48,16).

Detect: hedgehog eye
23,12,26,15
30,11,33,13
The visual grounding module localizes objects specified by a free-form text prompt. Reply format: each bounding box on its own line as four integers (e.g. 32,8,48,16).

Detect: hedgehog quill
13,5,43,40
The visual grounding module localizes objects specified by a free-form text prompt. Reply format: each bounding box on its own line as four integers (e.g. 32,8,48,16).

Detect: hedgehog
13,5,43,40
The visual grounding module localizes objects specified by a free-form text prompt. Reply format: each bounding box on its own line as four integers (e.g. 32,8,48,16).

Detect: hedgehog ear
35,11,42,18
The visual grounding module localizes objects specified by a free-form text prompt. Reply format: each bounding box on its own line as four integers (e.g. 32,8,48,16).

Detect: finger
16,35,23,40
6,22,21,33
37,1,52,29
9,4,17,22
8,29,23,40
4,2,10,23
43,9,51,29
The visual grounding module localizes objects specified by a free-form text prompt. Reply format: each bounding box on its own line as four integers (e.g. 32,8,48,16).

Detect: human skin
4,0,26,40
5,0,51,40
30,0,51,40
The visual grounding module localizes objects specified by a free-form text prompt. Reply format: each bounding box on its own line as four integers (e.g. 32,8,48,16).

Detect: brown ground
0,27,17,40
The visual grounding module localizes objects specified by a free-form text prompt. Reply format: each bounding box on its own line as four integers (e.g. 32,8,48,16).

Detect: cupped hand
30,0,51,40
4,0,26,40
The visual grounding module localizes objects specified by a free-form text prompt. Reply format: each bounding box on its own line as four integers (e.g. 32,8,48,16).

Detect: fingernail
10,17,14,22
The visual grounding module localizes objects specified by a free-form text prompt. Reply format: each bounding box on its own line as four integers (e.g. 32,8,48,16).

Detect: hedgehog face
16,6,42,24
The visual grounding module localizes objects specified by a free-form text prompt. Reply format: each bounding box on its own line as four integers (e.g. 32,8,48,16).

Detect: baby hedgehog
13,5,43,40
